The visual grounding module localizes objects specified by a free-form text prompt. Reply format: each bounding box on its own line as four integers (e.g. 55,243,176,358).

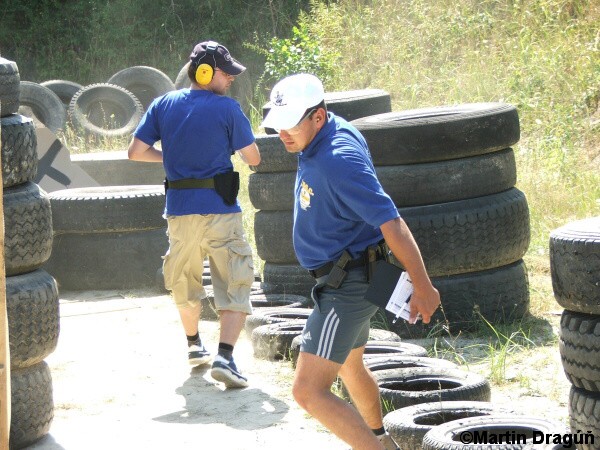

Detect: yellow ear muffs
195,63,214,85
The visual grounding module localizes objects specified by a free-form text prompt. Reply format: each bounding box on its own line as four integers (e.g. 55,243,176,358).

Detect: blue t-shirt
293,113,400,270
134,88,255,215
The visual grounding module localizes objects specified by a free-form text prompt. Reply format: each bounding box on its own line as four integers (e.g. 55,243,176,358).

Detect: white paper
385,271,413,322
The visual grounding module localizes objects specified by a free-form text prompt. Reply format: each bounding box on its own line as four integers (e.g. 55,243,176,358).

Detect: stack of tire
65,66,174,140
351,103,530,338
253,103,529,338
551,216,600,449
18,65,175,140
42,186,168,291
1,57,58,448
250,89,393,296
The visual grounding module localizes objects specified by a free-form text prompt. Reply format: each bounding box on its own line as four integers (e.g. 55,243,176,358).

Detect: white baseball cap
261,73,325,131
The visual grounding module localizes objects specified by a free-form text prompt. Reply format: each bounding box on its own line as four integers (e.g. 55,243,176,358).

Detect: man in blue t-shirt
128,40,260,388
262,74,440,448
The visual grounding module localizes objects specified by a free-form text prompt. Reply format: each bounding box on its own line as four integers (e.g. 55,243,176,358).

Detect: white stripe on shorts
317,308,340,360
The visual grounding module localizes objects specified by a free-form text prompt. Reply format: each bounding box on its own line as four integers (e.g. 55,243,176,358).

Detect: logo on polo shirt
300,180,313,210
300,331,312,344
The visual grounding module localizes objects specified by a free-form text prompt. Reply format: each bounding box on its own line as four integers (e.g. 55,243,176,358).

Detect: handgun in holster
326,250,352,289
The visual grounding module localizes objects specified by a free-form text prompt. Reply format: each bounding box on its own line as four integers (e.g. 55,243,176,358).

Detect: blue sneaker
210,355,248,388
188,341,211,366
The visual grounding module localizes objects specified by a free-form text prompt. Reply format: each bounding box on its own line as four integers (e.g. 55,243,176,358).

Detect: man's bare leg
218,309,246,345
338,346,383,429
293,352,384,450
178,303,201,335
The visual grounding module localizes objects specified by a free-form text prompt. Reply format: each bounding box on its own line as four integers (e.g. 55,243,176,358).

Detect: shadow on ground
153,365,289,430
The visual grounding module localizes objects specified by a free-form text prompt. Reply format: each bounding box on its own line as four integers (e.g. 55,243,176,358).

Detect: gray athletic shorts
299,267,379,364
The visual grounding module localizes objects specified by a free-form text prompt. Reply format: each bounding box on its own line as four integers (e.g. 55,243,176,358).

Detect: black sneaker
188,341,211,366
210,355,248,388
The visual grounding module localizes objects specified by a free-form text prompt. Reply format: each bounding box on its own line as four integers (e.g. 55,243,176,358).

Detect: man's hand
380,217,441,324
408,284,440,324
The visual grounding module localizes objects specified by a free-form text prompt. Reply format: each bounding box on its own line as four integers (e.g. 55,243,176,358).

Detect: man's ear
315,108,327,127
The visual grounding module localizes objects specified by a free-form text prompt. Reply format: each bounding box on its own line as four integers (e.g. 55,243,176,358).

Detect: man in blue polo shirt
262,73,440,449
128,40,260,388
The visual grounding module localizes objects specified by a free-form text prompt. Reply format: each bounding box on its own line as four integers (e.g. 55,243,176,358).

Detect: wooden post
0,120,10,449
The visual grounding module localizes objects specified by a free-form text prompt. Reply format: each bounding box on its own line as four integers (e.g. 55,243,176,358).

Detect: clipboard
365,260,413,323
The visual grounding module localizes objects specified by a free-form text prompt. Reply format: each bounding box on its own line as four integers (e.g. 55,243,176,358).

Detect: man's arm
128,137,163,162
380,217,440,324
236,142,260,166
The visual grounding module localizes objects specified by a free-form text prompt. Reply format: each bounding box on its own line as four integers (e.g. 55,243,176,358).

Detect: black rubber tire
365,329,402,342
365,355,458,374
343,356,458,403
559,310,600,392
248,172,295,211
290,336,427,367
1,114,38,188
363,340,429,359
254,210,296,264
68,83,144,138
4,182,53,276
400,188,530,277
249,293,310,309
351,103,520,165
43,228,169,290
422,415,564,450
377,148,517,207
174,62,191,90
550,216,600,315
248,149,517,210
251,320,306,360
0,57,20,117
377,367,491,410
264,264,528,339
245,307,312,335
262,88,392,134
569,386,600,450
383,401,503,450
107,65,175,110
18,81,66,132
40,79,84,108
390,260,530,339
49,185,165,233
255,189,530,275
250,134,300,173
262,262,315,297
7,269,59,369
10,361,54,449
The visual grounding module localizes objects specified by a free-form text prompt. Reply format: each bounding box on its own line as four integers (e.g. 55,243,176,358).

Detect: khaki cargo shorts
162,213,254,314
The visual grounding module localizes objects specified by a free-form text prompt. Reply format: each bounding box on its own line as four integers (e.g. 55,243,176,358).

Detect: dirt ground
28,287,572,450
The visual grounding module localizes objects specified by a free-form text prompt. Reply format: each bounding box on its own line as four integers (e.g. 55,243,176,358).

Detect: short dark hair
187,61,202,83
307,99,327,118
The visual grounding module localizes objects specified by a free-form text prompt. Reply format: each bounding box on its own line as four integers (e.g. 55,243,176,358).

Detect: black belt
164,178,215,189
309,254,368,279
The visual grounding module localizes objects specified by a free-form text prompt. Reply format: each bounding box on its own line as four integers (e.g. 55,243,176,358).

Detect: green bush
262,20,336,87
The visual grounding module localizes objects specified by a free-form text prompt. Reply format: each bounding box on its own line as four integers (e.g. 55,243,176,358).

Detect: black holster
214,171,240,206
367,240,390,282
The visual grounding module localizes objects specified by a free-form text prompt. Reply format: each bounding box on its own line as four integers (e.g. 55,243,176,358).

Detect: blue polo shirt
134,88,255,215
293,113,400,270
